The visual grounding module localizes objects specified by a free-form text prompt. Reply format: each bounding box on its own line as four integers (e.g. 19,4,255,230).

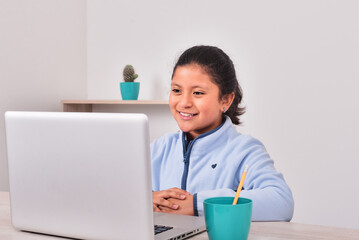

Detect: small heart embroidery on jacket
211,164,217,169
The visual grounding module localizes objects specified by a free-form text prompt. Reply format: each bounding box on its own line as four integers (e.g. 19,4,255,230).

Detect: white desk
1,192,359,239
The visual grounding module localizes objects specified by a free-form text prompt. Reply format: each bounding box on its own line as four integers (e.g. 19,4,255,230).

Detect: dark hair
171,45,245,125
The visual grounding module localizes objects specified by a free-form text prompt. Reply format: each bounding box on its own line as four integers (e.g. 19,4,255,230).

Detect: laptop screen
5,111,154,240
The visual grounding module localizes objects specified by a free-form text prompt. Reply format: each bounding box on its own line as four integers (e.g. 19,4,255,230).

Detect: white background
0,1,87,193
1,0,359,230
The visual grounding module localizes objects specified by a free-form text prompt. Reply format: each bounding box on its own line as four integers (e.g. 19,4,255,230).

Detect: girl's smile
178,111,198,120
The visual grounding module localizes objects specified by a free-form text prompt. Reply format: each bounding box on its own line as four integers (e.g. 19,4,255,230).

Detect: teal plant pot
120,82,140,100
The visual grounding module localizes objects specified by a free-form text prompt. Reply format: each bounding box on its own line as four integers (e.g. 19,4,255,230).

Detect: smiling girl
151,46,294,221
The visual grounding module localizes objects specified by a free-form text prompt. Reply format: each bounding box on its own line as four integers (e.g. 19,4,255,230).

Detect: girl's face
170,64,233,140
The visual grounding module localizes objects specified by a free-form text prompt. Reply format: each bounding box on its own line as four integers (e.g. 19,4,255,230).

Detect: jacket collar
180,116,234,150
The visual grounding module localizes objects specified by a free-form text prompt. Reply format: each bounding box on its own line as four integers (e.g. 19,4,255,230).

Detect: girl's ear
221,92,235,112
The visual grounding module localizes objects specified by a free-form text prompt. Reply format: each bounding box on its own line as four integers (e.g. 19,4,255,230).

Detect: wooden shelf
62,100,169,112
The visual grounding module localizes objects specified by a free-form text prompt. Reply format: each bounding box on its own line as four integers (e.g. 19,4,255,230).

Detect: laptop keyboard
154,225,173,235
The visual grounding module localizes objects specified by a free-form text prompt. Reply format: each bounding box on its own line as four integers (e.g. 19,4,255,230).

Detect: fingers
153,201,178,213
152,188,189,210
171,187,191,196
153,204,161,212
158,205,178,214
154,197,179,210
169,187,190,194
160,188,189,200
152,188,191,212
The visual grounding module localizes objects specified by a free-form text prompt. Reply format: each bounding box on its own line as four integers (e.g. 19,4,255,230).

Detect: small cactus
123,65,138,82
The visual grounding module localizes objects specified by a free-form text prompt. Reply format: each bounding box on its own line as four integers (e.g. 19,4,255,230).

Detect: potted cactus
120,65,140,100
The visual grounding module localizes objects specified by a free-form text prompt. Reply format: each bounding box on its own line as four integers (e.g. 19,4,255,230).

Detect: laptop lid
5,111,154,240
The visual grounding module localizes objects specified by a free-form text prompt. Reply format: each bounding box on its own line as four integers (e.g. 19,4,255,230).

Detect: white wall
0,0,87,190
87,0,359,229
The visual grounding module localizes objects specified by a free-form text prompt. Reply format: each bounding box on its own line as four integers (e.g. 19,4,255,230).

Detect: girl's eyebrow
171,83,181,87
171,83,209,90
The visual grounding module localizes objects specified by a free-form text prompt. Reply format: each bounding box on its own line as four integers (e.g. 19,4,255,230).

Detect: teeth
180,112,193,117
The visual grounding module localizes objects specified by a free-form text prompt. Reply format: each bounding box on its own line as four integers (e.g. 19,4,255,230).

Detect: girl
151,45,294,221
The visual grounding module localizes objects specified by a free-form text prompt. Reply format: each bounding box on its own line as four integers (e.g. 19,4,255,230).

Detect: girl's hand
152,188,190,212
158,194,194,216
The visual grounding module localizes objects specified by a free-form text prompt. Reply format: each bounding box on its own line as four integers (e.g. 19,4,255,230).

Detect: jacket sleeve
150,138,165,191
194,137,294,221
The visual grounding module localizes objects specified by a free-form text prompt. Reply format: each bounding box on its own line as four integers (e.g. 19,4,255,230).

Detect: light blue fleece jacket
151,116,294,221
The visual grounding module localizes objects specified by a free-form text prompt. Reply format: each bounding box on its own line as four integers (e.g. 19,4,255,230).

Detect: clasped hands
152,187,194,216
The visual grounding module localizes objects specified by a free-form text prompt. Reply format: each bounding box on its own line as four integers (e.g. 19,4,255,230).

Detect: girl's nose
179,94,193,108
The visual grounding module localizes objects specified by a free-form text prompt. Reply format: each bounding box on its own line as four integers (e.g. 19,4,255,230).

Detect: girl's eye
193,91,204,95
172,89,180,93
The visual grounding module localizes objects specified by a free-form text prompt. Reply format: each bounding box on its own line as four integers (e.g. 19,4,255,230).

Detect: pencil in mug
232,165,249,205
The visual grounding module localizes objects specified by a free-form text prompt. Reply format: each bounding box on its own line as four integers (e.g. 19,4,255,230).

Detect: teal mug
203,197,252,240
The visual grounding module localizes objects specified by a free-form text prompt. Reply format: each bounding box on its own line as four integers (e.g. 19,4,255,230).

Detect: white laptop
5,111,206,240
